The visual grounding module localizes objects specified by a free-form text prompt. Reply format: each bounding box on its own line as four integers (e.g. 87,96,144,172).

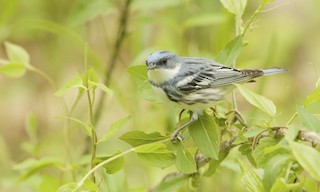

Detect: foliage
0,0,320,192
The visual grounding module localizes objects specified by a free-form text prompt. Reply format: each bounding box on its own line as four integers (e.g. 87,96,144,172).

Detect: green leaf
4,42,30,65
289,141,320,181
128,65,160,102
134,143,175,168
236,84,276,116
127,65,148,81
97,116,131,144
60,179,98,192
304,87,320,106
270,178,288,192
96,150,125,174
101,170,127,192
205,150,229,176
54,76,86,97
220,0,247,17
297,107,320,132
0,62,26,78
88,80,113,95
238,159,264,192
243,127,268,138
57,116,93,138
238,143,256,166
39,175,60,192
140,80,162,102
252,137,280,168
284,125,300,141
233,134,249,145
175,142,197,174
183,14,227,28
215,35,243,66
189,113,220,159
270,177,302,192
87,68,99,82
263,154,292,191
83,179,99,191
57,182,78,192
119,131,167,147
153,174,188,192
13,157,63,181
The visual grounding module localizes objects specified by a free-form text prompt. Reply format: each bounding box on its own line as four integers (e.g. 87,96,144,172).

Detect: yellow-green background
0,0,319,191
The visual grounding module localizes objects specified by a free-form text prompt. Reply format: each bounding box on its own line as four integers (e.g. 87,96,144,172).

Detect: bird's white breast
147,64,181,84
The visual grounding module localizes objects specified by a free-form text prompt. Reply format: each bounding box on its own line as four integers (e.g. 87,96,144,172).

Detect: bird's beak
147,62,157,70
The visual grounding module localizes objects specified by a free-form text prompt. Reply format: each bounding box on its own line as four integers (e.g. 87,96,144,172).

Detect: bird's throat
147,64,181,84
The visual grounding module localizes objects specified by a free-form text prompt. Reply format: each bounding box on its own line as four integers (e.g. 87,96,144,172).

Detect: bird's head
146,51,178,70
146,51,181,83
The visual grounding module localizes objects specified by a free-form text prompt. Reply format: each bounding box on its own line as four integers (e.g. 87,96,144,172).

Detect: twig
94,0,132,123
74,137,172,191
270,127,320,147
298,130,320,146
149,127,320,191
242,3,264,36
73,148,135,192
83,44,98,182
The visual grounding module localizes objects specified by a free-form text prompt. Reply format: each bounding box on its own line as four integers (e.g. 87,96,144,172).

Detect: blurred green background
0,0,320,191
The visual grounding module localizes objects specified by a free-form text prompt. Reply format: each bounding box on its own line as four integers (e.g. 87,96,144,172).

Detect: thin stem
74,148,135,192
260,1,291,13
73,137,172,191
63,118,76,180
232,15,242,110
94,0,132,124
27,65,55,87
232,2,266,109
177,109,185,128
286,112,298,126
83,44,98,182
232,90,238,110
242,4,264,37
86,86,97,182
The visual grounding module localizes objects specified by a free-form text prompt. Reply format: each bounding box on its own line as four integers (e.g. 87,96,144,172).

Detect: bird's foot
170,130,185,143
170,111,198,143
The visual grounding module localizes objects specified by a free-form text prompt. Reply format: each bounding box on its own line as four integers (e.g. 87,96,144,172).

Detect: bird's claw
171,131,185,143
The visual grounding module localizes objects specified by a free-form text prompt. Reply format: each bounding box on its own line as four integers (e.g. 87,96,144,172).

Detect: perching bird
146,50,286,138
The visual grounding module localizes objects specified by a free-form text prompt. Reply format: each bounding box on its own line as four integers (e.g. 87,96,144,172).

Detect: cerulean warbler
146,50,286,138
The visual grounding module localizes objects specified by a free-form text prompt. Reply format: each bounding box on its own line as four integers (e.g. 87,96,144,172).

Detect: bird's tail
262,67,287,76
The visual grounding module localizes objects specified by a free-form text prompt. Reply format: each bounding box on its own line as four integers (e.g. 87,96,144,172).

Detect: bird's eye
160,59,167,65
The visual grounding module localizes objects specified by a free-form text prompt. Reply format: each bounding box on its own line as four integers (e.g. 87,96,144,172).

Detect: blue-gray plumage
146,50,286,138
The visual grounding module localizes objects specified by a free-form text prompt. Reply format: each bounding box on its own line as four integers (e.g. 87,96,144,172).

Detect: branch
149,128,320,191
94,0,132,123
271,127,320,147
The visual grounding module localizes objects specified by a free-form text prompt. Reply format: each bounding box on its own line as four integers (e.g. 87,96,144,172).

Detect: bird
146,50,286,138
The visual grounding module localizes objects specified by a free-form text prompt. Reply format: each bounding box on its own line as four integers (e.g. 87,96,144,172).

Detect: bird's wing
175,58,263,92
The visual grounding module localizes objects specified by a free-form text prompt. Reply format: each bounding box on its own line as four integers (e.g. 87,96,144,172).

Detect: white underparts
147,63,181,83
